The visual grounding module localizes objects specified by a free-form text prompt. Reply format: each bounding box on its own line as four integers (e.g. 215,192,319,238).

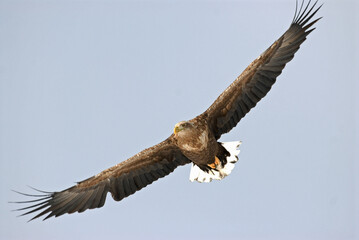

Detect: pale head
173,121,194,136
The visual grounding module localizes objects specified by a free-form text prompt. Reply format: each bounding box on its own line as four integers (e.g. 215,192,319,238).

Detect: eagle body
13,1,322,221
173,118,218,167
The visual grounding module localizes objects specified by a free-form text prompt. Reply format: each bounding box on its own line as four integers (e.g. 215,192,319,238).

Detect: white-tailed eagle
13,0,322,221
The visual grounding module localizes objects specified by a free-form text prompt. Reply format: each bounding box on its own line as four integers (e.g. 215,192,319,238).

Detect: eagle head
174,121,193,136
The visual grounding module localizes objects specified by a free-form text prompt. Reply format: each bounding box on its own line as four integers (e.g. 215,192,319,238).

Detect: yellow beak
174,126,180,134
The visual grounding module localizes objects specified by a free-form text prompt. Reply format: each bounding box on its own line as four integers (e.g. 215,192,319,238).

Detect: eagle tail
189,141,241,183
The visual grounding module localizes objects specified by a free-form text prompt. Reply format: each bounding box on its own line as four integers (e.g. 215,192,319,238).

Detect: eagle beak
174,126,180,135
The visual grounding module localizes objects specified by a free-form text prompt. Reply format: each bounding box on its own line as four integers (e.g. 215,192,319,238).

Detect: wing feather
203,1,322,139
13,136,190,221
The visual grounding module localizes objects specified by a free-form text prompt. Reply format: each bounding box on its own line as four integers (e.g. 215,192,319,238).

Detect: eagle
13,0,322,221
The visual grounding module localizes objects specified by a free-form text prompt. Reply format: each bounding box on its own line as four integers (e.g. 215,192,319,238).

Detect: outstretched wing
13,136,190,221
203,1,322,139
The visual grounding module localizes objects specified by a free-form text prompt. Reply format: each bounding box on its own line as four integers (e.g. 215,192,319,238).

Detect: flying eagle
14,1,322,221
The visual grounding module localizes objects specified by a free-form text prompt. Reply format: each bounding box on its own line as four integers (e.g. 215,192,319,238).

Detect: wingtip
26,185,53,194
11,189,48,197
291,0,323,27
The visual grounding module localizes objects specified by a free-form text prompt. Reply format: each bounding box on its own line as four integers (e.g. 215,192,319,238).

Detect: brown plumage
13,1,322,221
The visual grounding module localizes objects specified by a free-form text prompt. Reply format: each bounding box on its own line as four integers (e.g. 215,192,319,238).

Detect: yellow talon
208,156,220,169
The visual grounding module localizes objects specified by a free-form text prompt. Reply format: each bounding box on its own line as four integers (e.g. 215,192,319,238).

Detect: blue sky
0,0,358,239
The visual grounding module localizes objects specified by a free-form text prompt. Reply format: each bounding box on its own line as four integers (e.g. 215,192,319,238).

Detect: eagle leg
207,156,221,169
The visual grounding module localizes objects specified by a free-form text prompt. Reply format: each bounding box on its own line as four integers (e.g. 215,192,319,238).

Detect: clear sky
0,0,358,239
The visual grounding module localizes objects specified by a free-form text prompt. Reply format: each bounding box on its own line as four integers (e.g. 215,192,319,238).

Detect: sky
0,0,358,239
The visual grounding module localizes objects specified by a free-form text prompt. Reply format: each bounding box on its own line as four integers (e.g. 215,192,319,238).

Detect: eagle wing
203,1,322,139
13,136,190,221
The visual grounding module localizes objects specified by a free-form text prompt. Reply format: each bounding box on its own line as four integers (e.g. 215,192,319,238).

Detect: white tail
189,141,241,183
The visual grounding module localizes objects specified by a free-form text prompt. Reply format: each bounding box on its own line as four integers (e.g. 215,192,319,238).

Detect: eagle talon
207,156,221,169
